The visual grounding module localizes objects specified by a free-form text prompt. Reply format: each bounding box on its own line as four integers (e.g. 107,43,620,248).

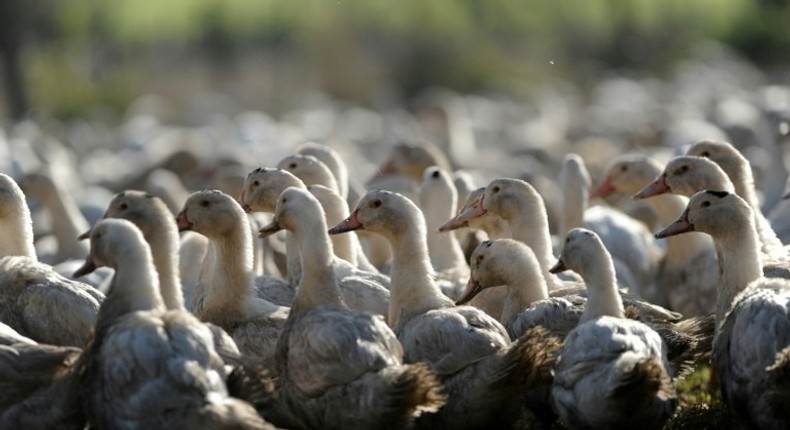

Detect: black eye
701,201,710,208
673,165,689,175
431,170,440,179
565,237,570,243
484,241,492,248
281,198,287,205
289,163,297,169
700,151,710,157
372,200,382,208
620,165,628,172
119,203,128,211
252,180,259,187
476,255,484,263
492,186,500,194
200,200,210,207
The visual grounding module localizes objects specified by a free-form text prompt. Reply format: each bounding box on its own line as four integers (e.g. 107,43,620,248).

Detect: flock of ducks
1,79,790,429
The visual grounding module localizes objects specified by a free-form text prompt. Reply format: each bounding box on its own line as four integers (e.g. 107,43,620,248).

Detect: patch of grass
664,365,750,430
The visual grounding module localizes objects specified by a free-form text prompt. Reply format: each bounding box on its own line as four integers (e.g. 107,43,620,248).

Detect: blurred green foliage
9,0,790,118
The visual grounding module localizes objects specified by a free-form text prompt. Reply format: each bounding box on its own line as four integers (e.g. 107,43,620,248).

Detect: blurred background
1,0,788,121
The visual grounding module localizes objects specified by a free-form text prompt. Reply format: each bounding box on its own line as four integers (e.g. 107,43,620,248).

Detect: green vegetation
4,0,790,118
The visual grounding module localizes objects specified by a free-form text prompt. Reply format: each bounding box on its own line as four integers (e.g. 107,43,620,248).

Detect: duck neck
148,227,185,311
41,183,90,258
98,247,165,329
578,256,625,322
501,264,549,326
506,205,562,290
729,164,786,256
290,212,345,315
0,204,36,259
329,229,357,266
714,226,763,331
561,178,586,237
285,232,302,285
387,223,453,330
193,219,259,324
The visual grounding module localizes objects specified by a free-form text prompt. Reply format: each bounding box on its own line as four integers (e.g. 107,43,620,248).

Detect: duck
458,237,714,376
593,155,718,316
0,340,80,413
94,190,243,360
550,228,676,430
447,177,683,322
634,155,790,278
18,170,90,264
176,189,289,367
306,184,380,273
258,187,390,317
559,154,662,301
329,189,560,429
656,190,790,429
73,218,273,429
686,138,786,257
418,166,470,298
296,141,350,199
634,151,786,258
240,168,391,306
277,154,341,196
259,187,444,429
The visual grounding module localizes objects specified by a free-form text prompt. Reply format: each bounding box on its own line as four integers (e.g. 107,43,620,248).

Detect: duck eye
565,237,570,243
119,203,128,211
431,170,440,179
700,151,710,157
701,201,710,208
200,200,210,207
620,165,628,172
289,163,297,169
673,165,688,175
252,180,259,187
372,200,382,208
281,198,287,205
492,186,500,194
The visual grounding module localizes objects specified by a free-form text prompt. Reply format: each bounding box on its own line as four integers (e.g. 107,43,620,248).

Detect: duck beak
439,196,487,233
77,229,91,241
238,190,252,213
632,173,670,199
259,219,282,238
328,209,363,234
549,259,567,274
73,259,98,278
654,209,694,239
590,177,616,199
455,277,484,306
175,210,193,232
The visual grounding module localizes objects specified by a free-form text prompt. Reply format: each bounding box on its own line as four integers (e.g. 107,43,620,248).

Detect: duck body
552,316,676,430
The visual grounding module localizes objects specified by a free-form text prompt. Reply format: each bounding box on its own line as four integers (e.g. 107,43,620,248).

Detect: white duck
329,189,559,429
0,175,102,347
593,155,718,316
306,183,379,273
559,154,662,301
656,190,790,430
437,186,511,319
259,187,444,429
96,190,242,360
550,228,676,430
258,187,389,317
18,170,90,264
296,141,349,199
74,218,272,429
240,167,391,301
457,239,582,340
686,138,787,256
418,166,469,298
635,155,790,278
176,190,288,367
